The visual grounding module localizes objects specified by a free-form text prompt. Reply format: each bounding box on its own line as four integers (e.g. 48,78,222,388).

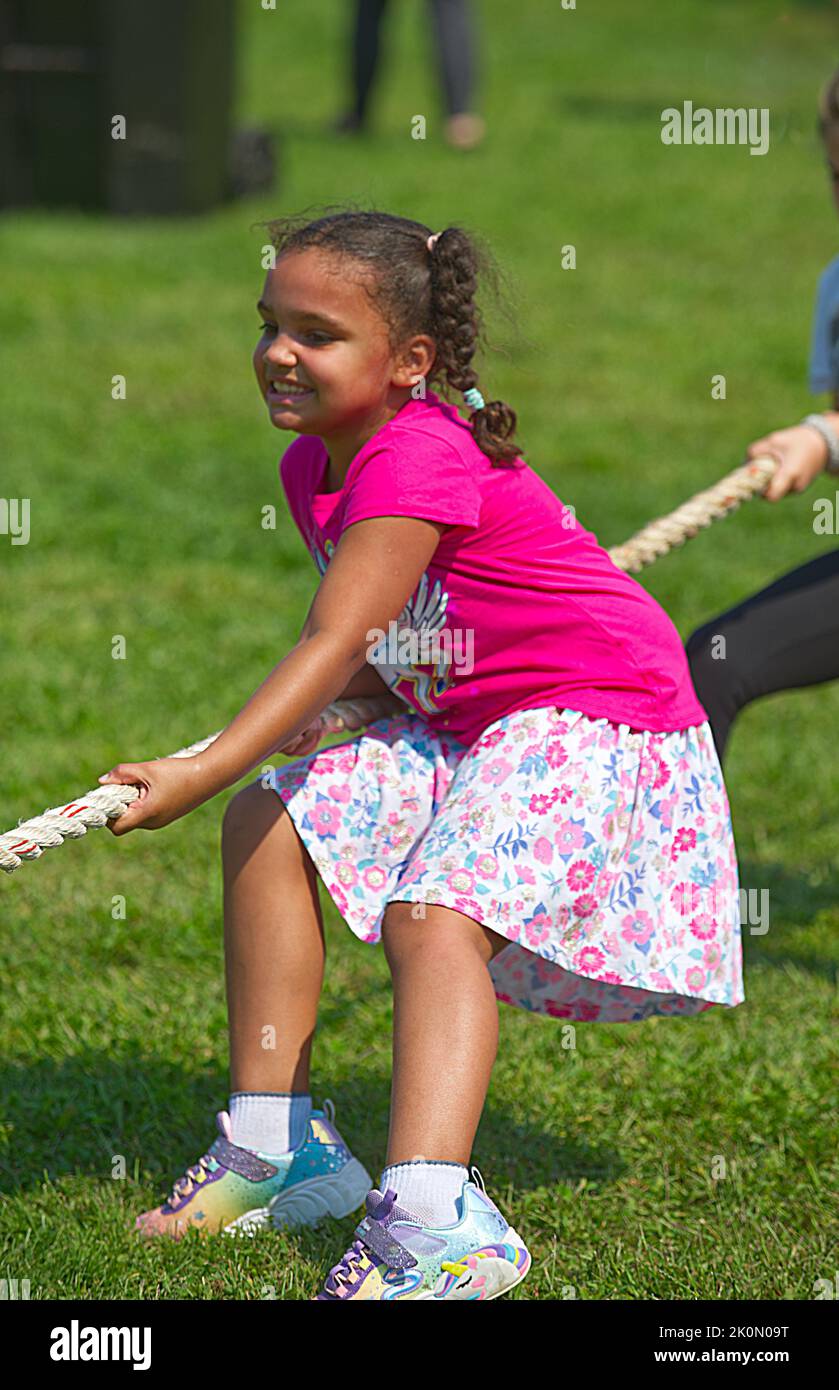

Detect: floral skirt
264,705,744,1025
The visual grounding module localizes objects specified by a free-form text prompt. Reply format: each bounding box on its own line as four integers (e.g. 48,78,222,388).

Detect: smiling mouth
268,381,314,399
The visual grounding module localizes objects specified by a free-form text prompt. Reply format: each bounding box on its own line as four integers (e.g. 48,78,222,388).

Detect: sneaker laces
166,1148,216,1207
320,1237,371,1297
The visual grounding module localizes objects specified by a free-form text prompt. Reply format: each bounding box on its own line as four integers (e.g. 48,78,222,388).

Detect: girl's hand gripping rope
97,755,210,835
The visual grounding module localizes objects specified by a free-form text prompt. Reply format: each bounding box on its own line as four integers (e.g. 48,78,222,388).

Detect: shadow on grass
738,856,839,984
0,1054,625,1199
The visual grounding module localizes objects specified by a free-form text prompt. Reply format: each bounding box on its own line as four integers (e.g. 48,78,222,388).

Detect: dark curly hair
818,65,839,141
255,205,524,467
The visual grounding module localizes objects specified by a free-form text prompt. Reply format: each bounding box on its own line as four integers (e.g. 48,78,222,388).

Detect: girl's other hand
275,717,326,758
746,425,829,501
97,756,208,834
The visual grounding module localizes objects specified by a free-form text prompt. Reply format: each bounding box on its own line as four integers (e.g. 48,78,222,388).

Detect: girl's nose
263,332,297,364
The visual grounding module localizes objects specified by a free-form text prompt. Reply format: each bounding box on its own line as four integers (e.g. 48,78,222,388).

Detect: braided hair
258,206,524,467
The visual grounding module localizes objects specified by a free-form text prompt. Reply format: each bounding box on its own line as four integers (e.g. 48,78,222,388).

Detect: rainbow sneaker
135,1099,371,1239
314,1168,531,1300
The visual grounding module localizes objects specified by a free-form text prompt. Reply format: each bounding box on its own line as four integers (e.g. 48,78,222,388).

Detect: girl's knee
382,902,507,967
221,781,294,864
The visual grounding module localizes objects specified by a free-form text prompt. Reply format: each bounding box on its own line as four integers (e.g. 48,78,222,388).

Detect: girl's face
253,249,433,441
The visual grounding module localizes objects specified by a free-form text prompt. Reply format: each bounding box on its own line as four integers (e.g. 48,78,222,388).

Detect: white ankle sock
228,1092,312,1154
379,1160,469,1227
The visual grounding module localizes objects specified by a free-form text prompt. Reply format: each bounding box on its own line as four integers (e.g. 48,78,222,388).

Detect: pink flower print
327,782,352,803
574,944,606,973
548,714,569,735
533,836,554,865
621,910,655,945
703,942,723,969
533,953,560,982
690,914,718,941
601,930,620,956
336,752,356,773
671,881,703,918
311,803,343,836
454,896,484,920
362,865,388,891
572,893,598,919
685,965,708,994
446,868,475,895
597,971,624,986
335,862,360,889
330,883,349,914
473,727,506,754
474,853,499,879
481,757,514,786
555,903,570,929
653,760,671,791
530,792,556,814
566,859,595,893
672,827,697,858
524,912,552,948
544,1000,574,1018
555,819,585,854
650,969,672,991
513,899,524,911
658,790,678,832
517,866,536,885
557,784,573,804
546,741,568,769
637,755,656,787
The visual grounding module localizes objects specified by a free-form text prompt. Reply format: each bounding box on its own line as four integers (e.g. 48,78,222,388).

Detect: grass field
1,0,837,1300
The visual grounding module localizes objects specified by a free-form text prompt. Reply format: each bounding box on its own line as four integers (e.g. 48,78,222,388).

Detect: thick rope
0,454,778,874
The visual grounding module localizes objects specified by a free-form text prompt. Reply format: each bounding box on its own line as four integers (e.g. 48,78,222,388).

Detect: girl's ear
395,334,436,387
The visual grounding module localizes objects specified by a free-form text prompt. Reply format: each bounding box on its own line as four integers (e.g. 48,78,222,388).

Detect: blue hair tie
463,387,485,411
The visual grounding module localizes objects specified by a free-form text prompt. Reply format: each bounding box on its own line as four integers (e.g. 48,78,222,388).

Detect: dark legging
348,0,476,122
686,548,839,763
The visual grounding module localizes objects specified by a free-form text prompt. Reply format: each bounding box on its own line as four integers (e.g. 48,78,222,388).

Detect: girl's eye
258,322,331,344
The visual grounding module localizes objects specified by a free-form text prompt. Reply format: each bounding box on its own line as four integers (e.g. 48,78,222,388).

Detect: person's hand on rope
96,755,210,835
747,425,829,501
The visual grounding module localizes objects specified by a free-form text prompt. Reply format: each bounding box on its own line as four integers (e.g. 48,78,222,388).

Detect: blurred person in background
333,0,486,150
687,68,839,763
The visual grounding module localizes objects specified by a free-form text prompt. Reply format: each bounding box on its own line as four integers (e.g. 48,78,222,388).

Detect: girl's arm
190,513,447,799
295,599,400,703
100,516,445,833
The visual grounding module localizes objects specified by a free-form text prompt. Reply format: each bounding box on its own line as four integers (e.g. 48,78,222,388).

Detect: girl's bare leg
381,902,511,1166
221,781,326,1093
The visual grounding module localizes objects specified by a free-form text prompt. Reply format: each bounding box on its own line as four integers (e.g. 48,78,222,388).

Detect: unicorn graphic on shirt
309,536,456,714
369,570,457,714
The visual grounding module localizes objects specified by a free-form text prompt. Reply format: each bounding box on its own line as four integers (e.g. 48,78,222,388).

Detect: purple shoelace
317,1189,399,1300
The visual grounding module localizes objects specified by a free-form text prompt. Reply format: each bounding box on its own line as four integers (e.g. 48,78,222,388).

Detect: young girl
99,208,744,1301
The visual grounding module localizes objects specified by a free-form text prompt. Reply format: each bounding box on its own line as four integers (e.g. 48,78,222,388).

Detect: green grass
1,0,837,1300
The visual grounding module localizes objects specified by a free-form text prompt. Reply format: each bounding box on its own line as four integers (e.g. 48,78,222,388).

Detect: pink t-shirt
279,390,707,747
